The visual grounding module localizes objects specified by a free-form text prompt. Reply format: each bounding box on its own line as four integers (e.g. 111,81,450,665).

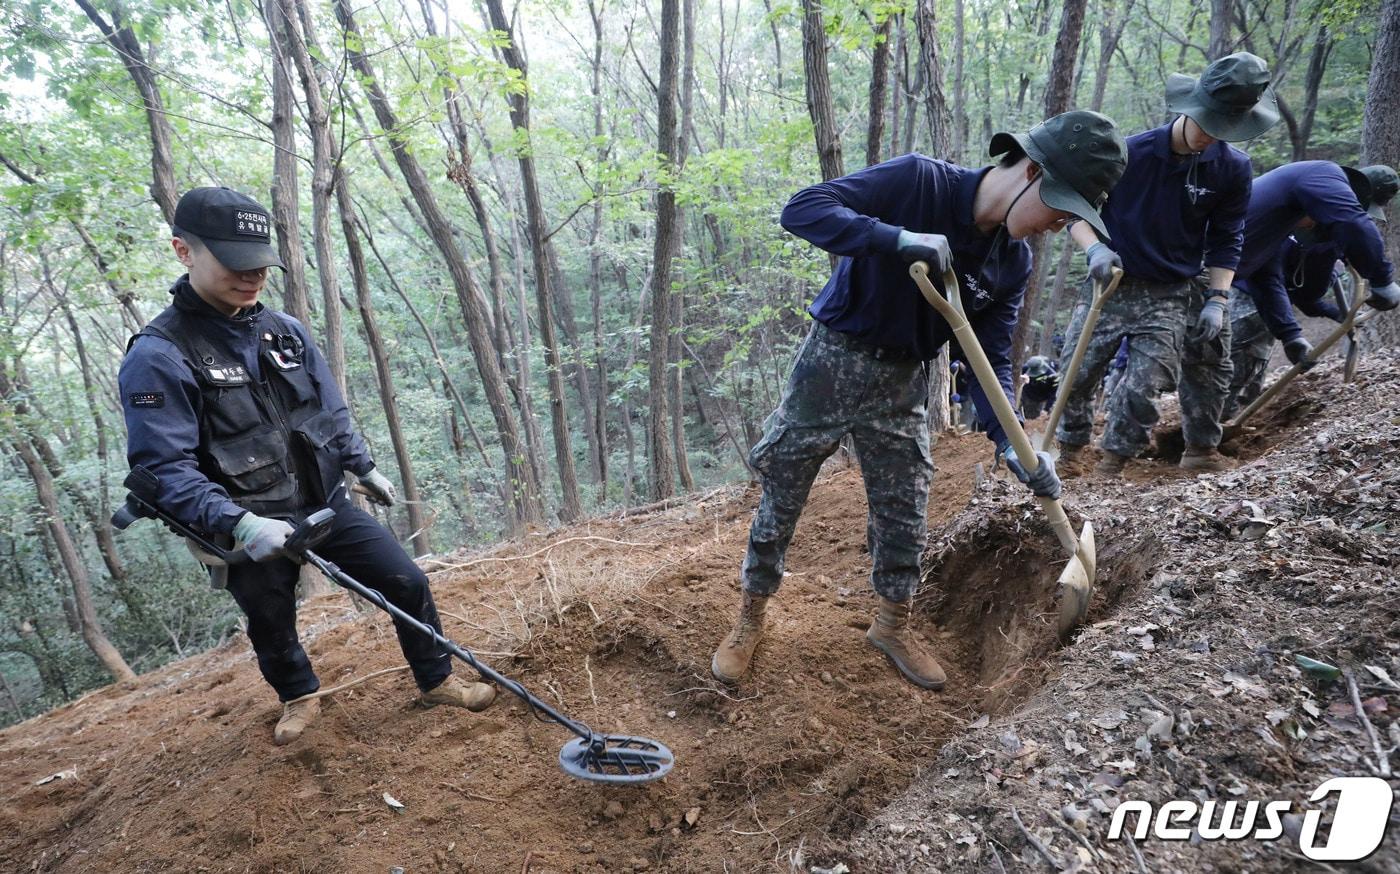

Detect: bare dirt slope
2,355,1396,873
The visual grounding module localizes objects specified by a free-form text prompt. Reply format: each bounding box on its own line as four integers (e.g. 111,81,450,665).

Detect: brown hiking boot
1056,440,1091,477
419,675,496,711
1094,451,1129,478
711,591,769,684
274,694,321,745
1180,445,1233,472
866,598,946,690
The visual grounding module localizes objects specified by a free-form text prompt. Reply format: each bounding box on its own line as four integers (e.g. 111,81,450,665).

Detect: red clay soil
2,432,1046,874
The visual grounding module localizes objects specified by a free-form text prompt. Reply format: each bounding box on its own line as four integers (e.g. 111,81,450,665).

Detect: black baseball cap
172,187,285,272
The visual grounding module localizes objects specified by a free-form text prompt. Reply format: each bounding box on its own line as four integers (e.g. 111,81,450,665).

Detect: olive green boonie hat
988,110,1128,240
1164,52,1280,142
1359,165,1399,221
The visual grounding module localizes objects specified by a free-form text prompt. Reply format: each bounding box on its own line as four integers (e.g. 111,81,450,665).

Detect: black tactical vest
129,306,344,517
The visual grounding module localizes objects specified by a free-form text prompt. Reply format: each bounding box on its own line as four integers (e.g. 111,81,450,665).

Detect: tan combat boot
419,675,497,711
1094,451,1130,478
1179,445,1232,472
867,598,947,690
711,591,769,684
1056,441,1091,478
274,694,321,745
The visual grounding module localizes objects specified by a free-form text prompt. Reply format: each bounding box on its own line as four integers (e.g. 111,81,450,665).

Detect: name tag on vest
204,364,251,386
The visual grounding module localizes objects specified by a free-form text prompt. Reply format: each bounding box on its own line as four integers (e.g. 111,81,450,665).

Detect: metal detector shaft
1040,267,1124,451
299,549,594,742
1224,269,1376,437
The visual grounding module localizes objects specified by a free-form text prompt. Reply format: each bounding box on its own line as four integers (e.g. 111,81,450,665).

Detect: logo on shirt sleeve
129,391,165,409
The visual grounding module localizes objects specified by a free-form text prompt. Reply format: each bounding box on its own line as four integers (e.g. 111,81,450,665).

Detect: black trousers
225,495,451,701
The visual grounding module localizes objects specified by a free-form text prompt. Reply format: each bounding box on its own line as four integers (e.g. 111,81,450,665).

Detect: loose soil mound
3,355,1394,873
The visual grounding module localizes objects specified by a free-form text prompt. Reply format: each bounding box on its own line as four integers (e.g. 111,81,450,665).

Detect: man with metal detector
710,111,1127,690
1051,53,1279,477
1220,164,1399,420
118,187,495,746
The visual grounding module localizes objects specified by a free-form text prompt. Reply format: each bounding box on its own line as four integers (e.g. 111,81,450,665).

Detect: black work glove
1084,242,1122,285
897,230,952,274
1283,337,1315,372
1189,296,1228,344
1366,280,1400,312
1000,442,1062,500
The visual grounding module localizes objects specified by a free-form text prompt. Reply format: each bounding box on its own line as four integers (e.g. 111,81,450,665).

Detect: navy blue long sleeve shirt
119,278,374,534
1235,161,1393,341
781,154,1032,446
1097,122,1252,283
1237,237,1348,340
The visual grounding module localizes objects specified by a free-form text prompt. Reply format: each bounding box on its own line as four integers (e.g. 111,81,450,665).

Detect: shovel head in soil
909,262,1097,637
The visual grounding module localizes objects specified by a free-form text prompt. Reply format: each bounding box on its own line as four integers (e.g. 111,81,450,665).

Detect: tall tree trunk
867,14,893,167
914,0,951,157
73,0,179,222
588,0,610,503
1011,0,1088,384
334,184,432,555
802,0,844,181
4,427,134,682
262,0,312,325
647,0,682,501
671,0,696,492
480,0,584,522
1209,0,1233,59
334,0,544,527
952,0,968,163
1361,0,1400,347
282,0,349,394
1294,24,1333,161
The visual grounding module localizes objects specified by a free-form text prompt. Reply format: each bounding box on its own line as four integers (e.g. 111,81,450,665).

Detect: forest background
0,0,1396,727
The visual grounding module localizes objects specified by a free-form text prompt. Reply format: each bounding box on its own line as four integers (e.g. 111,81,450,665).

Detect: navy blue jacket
1098,122,1252,283
119,278,374,534
781,155,1031,446
1235,162,1393,340
1237,237,1347,340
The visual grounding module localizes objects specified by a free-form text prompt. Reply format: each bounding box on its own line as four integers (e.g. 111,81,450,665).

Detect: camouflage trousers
742,322,934,603
1053,275,1234,455
1222,289,1274,422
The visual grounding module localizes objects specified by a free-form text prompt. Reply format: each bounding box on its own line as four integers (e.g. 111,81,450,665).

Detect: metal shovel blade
559,734,675,784
1057,520,1096,638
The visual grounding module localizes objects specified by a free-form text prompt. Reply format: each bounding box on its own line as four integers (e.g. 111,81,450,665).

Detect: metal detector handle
910,261,1081,558
110,465,251,565
1040,266,1124,451
1224,269,1376,437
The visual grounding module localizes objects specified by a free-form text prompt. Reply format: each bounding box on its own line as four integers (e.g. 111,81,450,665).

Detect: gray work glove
1188,296,1228,344
234,513,295,562
1283,337,1316,371
1366,280,1400,311
1084,242,1122,285
1000,443,1062,500
897,229,952,274
357,466,397,507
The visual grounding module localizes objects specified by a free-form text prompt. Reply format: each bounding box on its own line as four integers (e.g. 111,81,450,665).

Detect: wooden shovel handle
1040,267,1124,451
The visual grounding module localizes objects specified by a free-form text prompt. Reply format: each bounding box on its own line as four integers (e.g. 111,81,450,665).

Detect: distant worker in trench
1052,53,1280,477
118,187,496,745
710,112,1128,689
1220,163,1399,419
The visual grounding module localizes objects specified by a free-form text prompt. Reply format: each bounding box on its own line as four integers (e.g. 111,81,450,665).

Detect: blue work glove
357,466,398,507
1188,295,1228,344
1084,242,1122,285
1366,280,1400,312
897,230,952,274
1000,443,1062,499
1283,337,1316,372
234,513,295,562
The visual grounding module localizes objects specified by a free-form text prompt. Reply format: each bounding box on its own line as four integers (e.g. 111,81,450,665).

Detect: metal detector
113,467,675,785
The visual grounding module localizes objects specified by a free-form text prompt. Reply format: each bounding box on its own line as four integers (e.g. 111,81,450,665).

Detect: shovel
1039,267,1124,452
1223,268,1377,440
910,262,1097,637
1331,271,1361,383
113,467,675,785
